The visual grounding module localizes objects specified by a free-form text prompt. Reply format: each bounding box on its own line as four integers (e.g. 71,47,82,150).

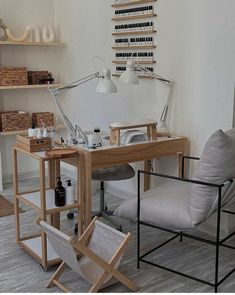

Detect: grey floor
1,177,235,293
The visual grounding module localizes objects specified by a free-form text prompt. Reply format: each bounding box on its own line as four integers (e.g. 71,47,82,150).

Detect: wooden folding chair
37,217,138,293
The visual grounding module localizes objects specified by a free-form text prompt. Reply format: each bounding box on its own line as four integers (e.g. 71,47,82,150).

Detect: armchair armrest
138,170,233,189
182,156,200,160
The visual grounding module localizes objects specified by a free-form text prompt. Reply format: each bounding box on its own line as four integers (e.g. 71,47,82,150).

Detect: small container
42,127,48,138
55,177,66,207
50,126,56,147
66,180,75,205
94,127,102,145
36,129,42,139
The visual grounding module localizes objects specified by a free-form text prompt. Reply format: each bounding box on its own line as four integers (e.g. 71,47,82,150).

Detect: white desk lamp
49,57,117,145
119,60,175,134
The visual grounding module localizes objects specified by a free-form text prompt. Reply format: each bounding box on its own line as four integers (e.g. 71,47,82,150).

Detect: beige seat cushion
115,180,193,230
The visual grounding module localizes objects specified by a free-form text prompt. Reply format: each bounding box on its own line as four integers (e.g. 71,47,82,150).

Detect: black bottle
55,177,66,207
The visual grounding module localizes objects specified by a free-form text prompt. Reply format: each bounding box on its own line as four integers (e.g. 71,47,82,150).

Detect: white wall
1,0,235,190
165,0,235,155
53,0,235,149
54,0,235,196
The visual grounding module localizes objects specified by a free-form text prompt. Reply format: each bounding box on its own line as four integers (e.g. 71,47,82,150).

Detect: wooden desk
71,136,188,229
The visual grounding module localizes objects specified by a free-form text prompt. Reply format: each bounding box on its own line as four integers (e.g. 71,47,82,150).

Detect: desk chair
92,164,135,223
72,164,135,233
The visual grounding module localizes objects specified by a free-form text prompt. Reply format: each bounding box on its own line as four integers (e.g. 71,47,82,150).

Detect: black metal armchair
136,128,235,292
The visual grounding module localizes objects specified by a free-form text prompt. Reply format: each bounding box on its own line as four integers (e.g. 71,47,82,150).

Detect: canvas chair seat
38,217,138,293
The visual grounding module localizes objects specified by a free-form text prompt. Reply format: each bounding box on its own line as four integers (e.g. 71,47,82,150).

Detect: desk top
14,136,188,168
72,136,188,170
72,136,185,152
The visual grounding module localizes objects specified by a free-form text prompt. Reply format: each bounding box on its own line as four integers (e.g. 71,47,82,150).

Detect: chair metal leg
179,231,183,242
100,181,105,213
214,187,222,293
137,171,141,269
97,181,123,231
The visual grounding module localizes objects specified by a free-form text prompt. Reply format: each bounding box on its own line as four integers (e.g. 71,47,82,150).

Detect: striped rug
0,195,24,217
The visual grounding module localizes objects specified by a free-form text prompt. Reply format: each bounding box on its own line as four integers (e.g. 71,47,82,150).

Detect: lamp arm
49,89,80,143
54,72,100,95
49,72,100,144
134,64,173,86
159,83,175,128
134,64,175,128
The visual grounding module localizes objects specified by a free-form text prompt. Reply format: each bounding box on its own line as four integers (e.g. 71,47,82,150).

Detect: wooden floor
1,177,235,293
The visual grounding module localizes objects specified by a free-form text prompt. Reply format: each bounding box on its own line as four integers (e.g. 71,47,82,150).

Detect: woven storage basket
0,67,28,86
27,71,49,85
0,111,30,132
32,112,54,128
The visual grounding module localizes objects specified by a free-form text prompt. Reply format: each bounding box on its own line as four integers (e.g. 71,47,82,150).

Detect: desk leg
144,160,151,192
77,155,83,236
40,159,47,269
51,160,60,229
13,148,20,243
177,152,183,178
82,152,92,229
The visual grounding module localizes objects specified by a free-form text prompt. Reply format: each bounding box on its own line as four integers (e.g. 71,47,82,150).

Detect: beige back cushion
190,129,235,226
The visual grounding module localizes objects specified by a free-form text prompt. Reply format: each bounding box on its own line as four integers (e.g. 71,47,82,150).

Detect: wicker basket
32,112,54,128
0,67,28,86
0,111,30,132
27,71,49,85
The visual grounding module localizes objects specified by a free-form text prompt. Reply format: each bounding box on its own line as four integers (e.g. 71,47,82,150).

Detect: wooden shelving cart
13,145,81,271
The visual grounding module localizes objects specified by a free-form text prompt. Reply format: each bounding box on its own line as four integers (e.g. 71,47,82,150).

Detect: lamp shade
119,60,139,85
96,68,117,93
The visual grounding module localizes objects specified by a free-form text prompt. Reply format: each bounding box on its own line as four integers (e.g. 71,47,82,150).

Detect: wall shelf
112,0,157,79
0,41,63,46
0,83,62,90
0,124,65,136
112,0,156,8
112,45,156,49
112,30,156,36
113,60,156,64
112,13,157,21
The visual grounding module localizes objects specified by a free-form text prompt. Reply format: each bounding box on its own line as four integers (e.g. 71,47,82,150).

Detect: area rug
0,195,24,217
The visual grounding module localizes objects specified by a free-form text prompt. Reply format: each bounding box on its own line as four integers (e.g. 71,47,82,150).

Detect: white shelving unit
21,236,59,265
19,189,79,214
0,42,63,191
